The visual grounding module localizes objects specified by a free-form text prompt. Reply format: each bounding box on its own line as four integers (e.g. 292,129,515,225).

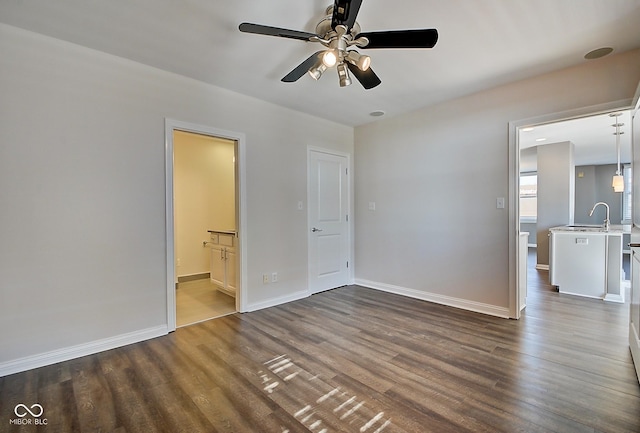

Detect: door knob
311,227,323,232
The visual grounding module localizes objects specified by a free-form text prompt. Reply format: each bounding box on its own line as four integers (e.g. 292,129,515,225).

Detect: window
520,173,537,222
622,165,632,223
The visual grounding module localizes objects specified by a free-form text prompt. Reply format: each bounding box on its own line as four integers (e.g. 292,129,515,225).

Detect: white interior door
630,87,640,383
308,149,350,294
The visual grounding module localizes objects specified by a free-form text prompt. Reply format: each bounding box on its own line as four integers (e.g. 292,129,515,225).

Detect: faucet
589,202,610,231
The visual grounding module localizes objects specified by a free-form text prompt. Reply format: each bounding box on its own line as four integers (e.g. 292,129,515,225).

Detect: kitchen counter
549,224,630,234
549,226,624,303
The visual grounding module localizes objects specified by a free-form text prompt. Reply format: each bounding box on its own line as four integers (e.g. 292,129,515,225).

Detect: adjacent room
1,1,640,431
173,130,238,326
519,111,633,298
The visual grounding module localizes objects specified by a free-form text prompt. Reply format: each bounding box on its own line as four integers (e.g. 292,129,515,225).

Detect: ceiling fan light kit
346,50,371,71
239,0,438,89
337,62,352,87
308,59,328,80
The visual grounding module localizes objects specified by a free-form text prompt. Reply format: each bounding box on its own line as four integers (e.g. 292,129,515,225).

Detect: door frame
307,146,354,295
629,81,640,383
165,119,247,332
508,99,633,319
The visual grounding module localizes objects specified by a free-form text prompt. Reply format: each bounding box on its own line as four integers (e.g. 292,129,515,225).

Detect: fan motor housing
316,11,361,40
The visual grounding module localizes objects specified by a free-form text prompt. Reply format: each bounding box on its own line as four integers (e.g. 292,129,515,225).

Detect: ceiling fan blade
281,51,324,82
331,0,363,31
357,29,439,49
239,22,317,41
347,63,381,90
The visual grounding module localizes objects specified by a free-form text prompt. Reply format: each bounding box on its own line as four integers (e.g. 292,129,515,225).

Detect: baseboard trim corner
354,279,510,319
0,325,167,377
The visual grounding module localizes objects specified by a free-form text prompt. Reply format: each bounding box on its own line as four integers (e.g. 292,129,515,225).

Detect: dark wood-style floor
2,252,639,432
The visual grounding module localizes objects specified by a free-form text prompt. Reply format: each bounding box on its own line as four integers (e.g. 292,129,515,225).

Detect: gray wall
575,164,623,224
520,222,537,246
536,142,575,267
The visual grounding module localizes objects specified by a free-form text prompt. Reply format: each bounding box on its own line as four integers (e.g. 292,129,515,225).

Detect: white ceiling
519,110,633,172
1,0,640,127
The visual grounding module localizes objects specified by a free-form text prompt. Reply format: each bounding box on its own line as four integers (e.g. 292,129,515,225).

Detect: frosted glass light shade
308,62,327,80
612,175,624,192
322,50,337,67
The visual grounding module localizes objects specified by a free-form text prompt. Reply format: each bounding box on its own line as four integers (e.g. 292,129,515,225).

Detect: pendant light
610,112,624,193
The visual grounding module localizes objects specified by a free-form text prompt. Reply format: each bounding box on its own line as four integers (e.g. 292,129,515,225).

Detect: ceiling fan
239,0,438,89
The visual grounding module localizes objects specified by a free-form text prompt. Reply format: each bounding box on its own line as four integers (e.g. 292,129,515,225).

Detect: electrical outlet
177,258,181,267
262,274,269,284
271,272,278,283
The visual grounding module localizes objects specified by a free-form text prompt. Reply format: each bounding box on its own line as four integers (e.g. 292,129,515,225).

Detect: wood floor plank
69,355,118,433
38,378,80,433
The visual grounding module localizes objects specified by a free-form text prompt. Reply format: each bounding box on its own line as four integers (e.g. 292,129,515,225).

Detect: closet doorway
165,120,246,330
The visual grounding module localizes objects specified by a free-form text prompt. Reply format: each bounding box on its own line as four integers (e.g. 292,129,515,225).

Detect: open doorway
174,130,237,327
165,120,246,331
511,102,633,317
518,110,632,277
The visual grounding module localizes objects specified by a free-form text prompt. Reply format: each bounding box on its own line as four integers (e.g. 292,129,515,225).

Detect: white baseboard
535,264,549,271
0,325,167,377
604,293,625,303
354,279,511,319
241,278,353,313
245,289,309,312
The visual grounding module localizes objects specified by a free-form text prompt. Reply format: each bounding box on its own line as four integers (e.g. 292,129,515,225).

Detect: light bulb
322,50,337,67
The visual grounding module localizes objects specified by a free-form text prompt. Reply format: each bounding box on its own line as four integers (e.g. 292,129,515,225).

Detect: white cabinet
208,231,236,297
210,246,226,286
550,230,606,298
225,249,236,293
549,227,623,301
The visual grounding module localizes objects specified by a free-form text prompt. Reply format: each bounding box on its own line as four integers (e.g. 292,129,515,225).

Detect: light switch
297,201,304,210
368,202,376,211
496,197,505,209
